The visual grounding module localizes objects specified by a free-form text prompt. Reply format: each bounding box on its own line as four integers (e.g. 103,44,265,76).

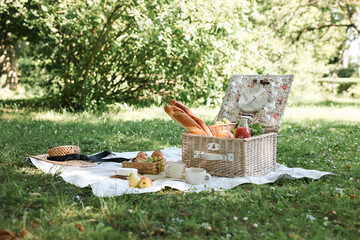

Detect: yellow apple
128,172,141,187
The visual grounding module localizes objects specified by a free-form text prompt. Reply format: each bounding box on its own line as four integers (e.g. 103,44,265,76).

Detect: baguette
164,105,207,135
169,99,212,136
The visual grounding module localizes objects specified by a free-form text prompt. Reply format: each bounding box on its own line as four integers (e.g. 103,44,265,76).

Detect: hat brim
31,154,98,167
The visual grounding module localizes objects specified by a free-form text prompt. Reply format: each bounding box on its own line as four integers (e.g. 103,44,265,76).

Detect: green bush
347,84,360,98
337,67,356,78
22,0,258,110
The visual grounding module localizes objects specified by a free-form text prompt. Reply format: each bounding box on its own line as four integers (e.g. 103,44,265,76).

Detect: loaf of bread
169,99,213,136
164,105,207,135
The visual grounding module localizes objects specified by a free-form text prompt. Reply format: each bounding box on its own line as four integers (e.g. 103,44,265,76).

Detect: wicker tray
182,131,277,177
122,162,160,175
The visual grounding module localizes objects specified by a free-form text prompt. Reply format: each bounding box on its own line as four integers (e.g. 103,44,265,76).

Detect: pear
128,172,141,187
138,176,153,188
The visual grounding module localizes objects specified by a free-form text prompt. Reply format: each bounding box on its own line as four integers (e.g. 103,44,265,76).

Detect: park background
1,0,360,108
1,0,360,239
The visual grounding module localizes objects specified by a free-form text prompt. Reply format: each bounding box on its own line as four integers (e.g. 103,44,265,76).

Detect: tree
252,0,360,98
25,0,257,109
259,0,360,69
0,36,18,90
0,0,47,90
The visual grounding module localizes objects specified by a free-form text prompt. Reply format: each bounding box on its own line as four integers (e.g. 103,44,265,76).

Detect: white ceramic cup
164,162,186,179
185,168,211,185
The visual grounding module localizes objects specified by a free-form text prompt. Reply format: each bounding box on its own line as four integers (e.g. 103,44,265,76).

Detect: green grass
1,101,360,239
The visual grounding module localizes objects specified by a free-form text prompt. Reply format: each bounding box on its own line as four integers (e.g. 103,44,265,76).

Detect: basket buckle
194,151,234,162
207,143,220,151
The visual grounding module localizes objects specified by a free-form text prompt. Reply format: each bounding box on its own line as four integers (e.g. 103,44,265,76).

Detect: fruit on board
128,172,141,187
138,176,153,188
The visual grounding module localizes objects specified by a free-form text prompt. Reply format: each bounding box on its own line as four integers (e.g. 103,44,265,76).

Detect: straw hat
31,145,98,167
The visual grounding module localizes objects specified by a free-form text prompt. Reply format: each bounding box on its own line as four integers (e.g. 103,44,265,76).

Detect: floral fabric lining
216,75,294,132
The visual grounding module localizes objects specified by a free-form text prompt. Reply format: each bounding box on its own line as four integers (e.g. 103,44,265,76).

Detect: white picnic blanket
29,148,333,197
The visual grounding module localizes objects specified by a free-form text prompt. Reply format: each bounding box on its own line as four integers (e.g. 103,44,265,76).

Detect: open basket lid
216,74,294,132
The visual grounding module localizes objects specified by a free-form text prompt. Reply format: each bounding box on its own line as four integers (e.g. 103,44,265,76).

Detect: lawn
0,101,360,239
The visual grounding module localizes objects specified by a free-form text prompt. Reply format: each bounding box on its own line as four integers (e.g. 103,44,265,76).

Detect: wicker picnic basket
182,74,293,177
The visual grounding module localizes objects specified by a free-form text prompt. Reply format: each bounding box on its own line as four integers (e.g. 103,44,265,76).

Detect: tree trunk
0,45,6,81
7,44,18,90
1,43,18,91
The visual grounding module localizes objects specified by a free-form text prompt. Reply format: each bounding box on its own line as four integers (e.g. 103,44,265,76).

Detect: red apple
138,176,153,188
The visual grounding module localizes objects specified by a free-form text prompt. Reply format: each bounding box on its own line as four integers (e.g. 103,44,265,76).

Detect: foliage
0,104,360,238
324,63,360,78
337,66,357,78
255,0,360,99
249,123,263,136
316,77,360,98
0,0,47,90
3,0,258,110
1,0,359,110
347,84,360,98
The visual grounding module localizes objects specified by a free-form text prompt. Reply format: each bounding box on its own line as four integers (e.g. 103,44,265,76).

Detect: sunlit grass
284,105,360,123
2,102,359,124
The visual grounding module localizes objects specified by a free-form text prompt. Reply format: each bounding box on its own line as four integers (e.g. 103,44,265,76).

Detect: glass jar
235,117,251,139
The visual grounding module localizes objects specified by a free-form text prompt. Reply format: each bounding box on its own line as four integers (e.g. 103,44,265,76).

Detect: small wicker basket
122,162,160,175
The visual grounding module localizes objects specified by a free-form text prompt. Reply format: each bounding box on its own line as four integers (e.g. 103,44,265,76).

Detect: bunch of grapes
141,156,166,172
144,156,160,162
141,158,153,163
157,159,166,172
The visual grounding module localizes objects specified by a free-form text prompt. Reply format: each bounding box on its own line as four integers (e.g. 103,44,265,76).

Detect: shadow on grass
0,97,57,111
0,116,183,164
0,163,96,220
0,97,161,112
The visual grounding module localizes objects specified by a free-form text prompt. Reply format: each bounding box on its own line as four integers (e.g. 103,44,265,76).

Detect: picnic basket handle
194,150,234,162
